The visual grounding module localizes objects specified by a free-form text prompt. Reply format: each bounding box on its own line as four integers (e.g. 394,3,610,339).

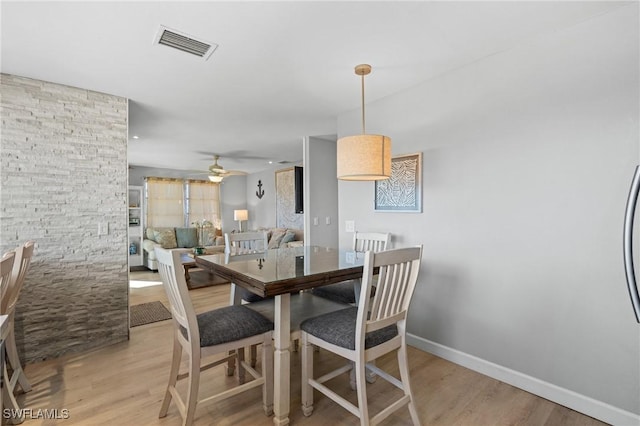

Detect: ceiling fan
193,155,247,182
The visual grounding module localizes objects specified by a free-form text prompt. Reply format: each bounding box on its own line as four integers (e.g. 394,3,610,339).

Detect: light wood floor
15,269,608,425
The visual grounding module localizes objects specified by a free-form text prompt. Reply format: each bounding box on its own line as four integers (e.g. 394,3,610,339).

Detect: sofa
252,227,304,249
142,226,225,270
143,226,303,271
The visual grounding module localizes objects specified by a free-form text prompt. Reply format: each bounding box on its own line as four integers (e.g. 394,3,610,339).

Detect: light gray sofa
142,226,225,270
254,227,304,248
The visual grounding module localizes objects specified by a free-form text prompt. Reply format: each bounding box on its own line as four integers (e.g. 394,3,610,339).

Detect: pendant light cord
361,72,366,134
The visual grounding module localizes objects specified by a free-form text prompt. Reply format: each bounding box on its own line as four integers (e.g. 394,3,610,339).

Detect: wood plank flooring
14,269,608,425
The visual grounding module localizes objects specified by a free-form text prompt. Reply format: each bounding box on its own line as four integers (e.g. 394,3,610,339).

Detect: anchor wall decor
256,180,265,199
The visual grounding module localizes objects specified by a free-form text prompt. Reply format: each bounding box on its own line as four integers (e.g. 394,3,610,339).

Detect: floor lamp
234,209,248,232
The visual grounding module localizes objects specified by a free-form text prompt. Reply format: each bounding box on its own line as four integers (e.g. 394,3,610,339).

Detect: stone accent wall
0,74,129,363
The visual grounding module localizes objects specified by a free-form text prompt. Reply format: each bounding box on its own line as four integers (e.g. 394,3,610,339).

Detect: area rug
130,301,172,327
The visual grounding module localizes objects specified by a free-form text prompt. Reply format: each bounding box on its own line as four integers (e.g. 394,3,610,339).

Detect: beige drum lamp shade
234,209,248,232
337,64,392,181
336,134,391,180
233,209,248,221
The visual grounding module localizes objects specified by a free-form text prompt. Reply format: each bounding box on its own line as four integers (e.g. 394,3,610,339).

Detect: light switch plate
98,222,108,235
345,220,355,232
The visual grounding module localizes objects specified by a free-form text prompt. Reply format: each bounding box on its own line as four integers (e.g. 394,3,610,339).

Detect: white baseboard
407,334,640,426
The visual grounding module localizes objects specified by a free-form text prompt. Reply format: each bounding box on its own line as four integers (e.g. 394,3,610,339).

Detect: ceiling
1,1,626,175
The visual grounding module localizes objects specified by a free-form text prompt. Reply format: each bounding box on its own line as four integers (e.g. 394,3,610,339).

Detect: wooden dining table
195,246,367,425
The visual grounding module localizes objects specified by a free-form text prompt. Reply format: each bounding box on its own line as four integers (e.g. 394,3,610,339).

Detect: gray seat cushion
300,307,397,350
238,287,267,303
311,281,357,304
181,305,273,347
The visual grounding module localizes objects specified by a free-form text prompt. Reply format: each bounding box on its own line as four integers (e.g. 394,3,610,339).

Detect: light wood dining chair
155,247,274,426
224,231,268,255
225,231,269,305
312,232,391,305
3,241,35,397
0,250,23,422
301,246,423,426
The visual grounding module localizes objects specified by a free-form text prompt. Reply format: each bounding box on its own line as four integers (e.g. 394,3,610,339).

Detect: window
186,180,221,227
145,178,184,228
145,178,220,228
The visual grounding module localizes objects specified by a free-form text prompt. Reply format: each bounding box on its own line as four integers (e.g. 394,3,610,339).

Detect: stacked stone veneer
0,74,129,363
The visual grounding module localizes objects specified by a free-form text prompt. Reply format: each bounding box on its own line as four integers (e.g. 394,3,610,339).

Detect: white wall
220,175,247,234
338,4,639,423
304,136,339,248
246,168,277,229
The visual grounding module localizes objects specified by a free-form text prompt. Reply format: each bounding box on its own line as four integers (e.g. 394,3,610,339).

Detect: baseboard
407,334,640,426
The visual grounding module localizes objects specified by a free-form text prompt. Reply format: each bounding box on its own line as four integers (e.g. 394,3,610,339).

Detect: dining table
195,245,367,425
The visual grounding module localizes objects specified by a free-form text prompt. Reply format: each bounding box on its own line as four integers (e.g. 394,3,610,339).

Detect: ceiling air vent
154,25,218,61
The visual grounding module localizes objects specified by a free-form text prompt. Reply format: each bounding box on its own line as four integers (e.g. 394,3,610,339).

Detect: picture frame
374,152,422,212
275,167,304,229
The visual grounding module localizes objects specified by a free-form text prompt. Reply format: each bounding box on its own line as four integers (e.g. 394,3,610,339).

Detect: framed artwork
275,168,304,229
374,152,422,212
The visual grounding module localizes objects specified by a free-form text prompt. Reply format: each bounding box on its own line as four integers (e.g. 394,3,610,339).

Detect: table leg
273,293,291,426
229,283,242,306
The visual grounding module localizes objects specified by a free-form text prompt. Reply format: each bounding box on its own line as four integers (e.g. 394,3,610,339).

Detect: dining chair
311,232,391,305
300,246,423,426
225,232,269,305
154,247,274,426
0,250,23,422
3,241,35,397
224,231,268,255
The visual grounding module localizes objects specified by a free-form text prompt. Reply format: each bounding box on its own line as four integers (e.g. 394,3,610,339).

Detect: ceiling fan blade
195,150,270,161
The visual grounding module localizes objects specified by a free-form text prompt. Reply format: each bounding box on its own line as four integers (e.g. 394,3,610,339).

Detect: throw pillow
199,227,217,246
145,227,156,241
268,228,287,249
256,227,273,241
175,227,198,248
279,230,297,247
153,228,178,249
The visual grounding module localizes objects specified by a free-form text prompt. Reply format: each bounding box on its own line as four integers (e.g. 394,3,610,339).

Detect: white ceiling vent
154,25,218,60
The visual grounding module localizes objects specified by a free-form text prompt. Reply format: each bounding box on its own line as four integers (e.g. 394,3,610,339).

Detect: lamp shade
233,209,248,221
337,134,391,180
208,175,223,183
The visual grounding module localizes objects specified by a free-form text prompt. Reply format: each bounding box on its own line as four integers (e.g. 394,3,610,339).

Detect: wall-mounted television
294,166,303,214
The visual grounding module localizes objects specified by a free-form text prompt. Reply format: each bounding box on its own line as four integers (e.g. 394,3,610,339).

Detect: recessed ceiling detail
154,25,218,60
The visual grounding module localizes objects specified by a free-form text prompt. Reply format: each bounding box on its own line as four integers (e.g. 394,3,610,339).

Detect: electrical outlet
98,222,109,235
346,251,355,264
345,220,355,232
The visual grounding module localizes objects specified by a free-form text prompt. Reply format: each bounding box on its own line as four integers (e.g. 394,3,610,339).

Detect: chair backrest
154,247,200,350
356,246,423,346
225,231,268,254
1,252,16,313
353,232,391,253
3,241,34,315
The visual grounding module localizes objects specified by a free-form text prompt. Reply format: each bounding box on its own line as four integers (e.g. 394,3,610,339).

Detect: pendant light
337,64,391,181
